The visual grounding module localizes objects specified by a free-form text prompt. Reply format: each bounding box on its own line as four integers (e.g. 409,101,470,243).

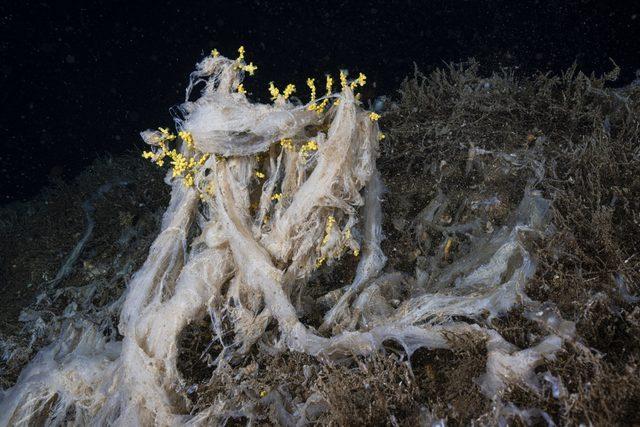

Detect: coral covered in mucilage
1,50,638,426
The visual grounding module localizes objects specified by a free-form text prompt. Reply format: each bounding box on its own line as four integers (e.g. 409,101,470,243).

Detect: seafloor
1,61,639,425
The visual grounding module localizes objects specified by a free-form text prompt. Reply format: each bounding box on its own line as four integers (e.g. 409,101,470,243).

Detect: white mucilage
0,53,573,425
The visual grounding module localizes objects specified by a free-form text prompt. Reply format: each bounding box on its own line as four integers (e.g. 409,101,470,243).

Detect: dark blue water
1,0,638,202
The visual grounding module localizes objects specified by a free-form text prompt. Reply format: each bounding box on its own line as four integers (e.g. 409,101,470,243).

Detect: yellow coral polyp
268,82,280,101
282,83,296,100
178,131,194,149
307,78,316,103
369,112,381,121
170,153,188,177
325,74,334,95
237,84,246,94
339,70,348,90
309,75,334,114
271,193,282,201
158,127,176,141
211,48,220,57
350,72,367,90
255,171,265,179
243,62,257,75
300,140,318,157
279,138,294,151
198,153,210,166
322,215,336,246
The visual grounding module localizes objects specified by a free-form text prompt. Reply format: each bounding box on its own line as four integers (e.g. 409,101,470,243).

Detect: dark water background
1,0,638,202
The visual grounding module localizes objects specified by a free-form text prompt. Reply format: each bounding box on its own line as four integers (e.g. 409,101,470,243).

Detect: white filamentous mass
0,54,574,426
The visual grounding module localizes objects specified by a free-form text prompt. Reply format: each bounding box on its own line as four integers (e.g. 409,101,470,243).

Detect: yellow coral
325,74,334,95
322,215,336,246
198,153,210,166
170,152,188,177
141,51,374,199
178,131,194,149
282,84,296,100
313,75,334,114
158,127,176,141
279,138,294,151
300,140,318,158
350,72,367,89
243,62,257,75
268,82,280,101
339,70,348,90
307,78,316,104
369,112,380,121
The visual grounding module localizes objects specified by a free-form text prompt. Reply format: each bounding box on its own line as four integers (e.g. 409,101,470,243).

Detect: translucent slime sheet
0,54,576,426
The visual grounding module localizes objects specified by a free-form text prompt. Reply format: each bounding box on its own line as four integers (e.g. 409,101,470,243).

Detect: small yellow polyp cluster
279,138,294,150
307,75,334,114
178,130,194,149
269,82,296,101
316,215,336,266
350,72,367,90
307,70,366,115
282,84,296,99
306,78,316,103
345,228,360,256
315,215,362,267
243,62,258,76
300,140,318,158
268,82,280,100
142,127,208,188
339,70,348,89
277,137,319,159
322,216,336,246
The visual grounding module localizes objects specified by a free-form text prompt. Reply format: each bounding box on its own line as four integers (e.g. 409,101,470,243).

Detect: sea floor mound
1,58,639,426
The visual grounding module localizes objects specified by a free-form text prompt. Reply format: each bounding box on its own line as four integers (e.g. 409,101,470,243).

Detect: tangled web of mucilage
0,46,575,425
